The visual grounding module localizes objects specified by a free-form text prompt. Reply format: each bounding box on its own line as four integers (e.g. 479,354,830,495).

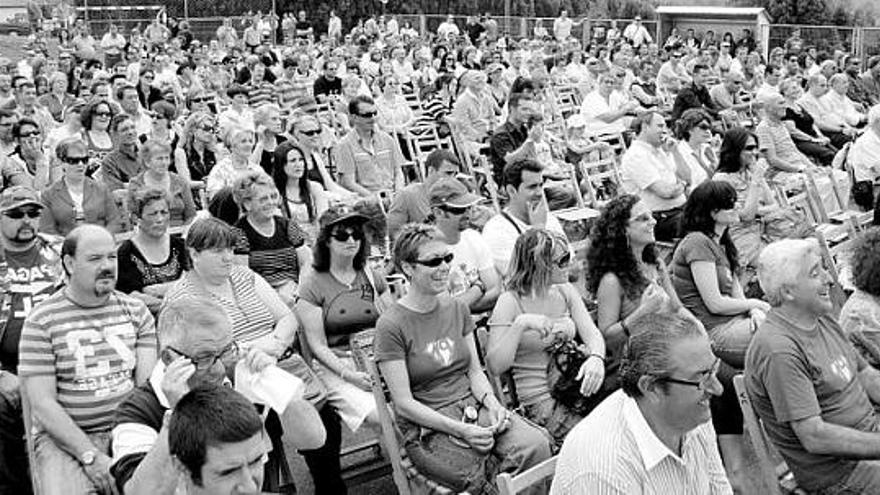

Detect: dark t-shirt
671,232,738,330
312,75,342,99
298,269,388,348
374,298,474,409
234,216,305,288
488,121,527,185
116,236,190,295
744,310,877,491
0,237,62,372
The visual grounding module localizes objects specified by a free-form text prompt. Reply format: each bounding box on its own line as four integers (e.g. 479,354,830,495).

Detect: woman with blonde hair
252,103,288,175
128,138,197,227
179,111,218,183
206,127,261,199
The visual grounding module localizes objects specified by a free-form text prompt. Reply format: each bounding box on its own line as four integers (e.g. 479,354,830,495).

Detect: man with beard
110,296,326,495
0,185,63,493
18,224,157,495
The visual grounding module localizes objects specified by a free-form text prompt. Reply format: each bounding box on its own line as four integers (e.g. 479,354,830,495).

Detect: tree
760,0,829,25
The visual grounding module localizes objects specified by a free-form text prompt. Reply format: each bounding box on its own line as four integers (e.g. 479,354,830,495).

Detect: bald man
19,224,158,495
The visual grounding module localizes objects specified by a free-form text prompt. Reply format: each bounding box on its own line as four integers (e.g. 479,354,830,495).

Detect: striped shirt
333,129,405,193
17,291,157,433
164,265,276,345
247,81,278,107
551,390,733,495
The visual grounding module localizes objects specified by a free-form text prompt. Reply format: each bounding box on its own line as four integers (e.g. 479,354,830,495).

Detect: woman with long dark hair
272,140,328,240
586,194,682,391
670,180,770,492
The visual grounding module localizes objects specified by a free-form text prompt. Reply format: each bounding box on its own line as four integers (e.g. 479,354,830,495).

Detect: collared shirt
100,144,143,191
676,140,712,186
797,92,846,129
551,390,732,495
333,128,405,193
580,89,627,136
620,140,686,212
848,127,880,182
821,90,864,127
755,119,813,172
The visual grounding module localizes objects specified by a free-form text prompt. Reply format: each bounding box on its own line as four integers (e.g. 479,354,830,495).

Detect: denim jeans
33,430,111,495
708,315,755,369
815,460,880,495
399,394,552,495
521,399,583,451
0,392,31,494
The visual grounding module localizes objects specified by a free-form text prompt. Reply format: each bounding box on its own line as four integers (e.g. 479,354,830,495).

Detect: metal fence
767,24,856,55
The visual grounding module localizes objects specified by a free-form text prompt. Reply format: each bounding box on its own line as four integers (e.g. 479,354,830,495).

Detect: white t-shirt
620,140,686,212
482,209,566,276
447,229,494,297
580,90,627,136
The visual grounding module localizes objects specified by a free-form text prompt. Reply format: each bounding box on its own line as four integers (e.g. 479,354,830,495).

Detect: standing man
620,112,690,242
553,10,583,43
551,311,732,494
327,10,342,43
18,224,157,495
0,185,63,493
622,16,653,49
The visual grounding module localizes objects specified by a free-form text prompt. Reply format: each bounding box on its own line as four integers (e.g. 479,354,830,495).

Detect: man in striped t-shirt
18,224,157,495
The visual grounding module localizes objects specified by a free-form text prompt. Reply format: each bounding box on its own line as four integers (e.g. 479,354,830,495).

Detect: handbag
545,339,594,416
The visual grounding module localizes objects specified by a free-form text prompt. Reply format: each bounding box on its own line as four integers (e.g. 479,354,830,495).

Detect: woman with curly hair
586,194,681,392
486,228,606,446
840,228,880,367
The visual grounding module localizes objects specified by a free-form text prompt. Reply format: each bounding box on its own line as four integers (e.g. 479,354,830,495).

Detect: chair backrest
496,455,557,495
578,155,622,208
732,375,784,495
474,326,518,408
773,183,818,226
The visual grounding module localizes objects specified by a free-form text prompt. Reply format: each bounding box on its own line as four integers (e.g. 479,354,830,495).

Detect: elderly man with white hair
798,73,858,149
846,105,880,209
822,73,867,128
450,70,495,155
745,239,880,495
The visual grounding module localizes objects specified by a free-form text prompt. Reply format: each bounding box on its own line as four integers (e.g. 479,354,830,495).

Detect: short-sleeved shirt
116,236,190,295
374,298,474,409
298,268,387,348
0,236,63,372
744,311,877,491
234,216,305,288
386,183,428,239
447,229,494,297
620,140,686,212
755,119,812,174
671,232,738,330
488,121,527,185
17,290,157,433
334,129,404,193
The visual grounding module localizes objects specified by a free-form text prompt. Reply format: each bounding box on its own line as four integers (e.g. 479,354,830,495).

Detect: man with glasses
334,95,406,197
428,177,501,313
745,239,880,494
3,117,51,190
18,224,157,495
710,72,752,115
111,296,327,494
551,311,731,494
387,149,462,239
0,185,63,492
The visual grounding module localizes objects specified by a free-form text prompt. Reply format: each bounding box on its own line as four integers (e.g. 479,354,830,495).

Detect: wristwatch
80,450,96,466
471,278,486,295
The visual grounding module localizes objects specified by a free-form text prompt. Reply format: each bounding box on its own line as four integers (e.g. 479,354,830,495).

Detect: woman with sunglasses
79,98,116,175
180,111,218,183
486,229,605,447
289,113,354,201
137,68,162,109
296,206,392,434
40,138,122,235
272,141,327,240
586,194,683,392
117,188,190,312
374,223,552,494
713,128,793,272
376,74,414,136
673,108,717,187
231,171,310,306
4,117,52,190
670,180,770,492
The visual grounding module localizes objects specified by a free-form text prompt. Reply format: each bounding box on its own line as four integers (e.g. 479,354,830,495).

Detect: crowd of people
1,6,880,495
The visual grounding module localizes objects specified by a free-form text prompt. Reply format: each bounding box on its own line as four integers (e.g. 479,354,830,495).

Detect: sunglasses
63,156,90,165
298,128,321,136
697,122,712,131
95,111,112,117
192,96,212,103
4,208,41,219
200,124,217,132
415,252,454,268
441,205,470,216
331,228,364,242
357,110,378,118
554,252,571,268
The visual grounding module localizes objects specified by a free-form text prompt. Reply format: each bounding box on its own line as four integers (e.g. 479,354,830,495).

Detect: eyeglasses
441,205,470,216
4,208,41,219
62,155,90,165
298,128,321,136
167,341,240,371
554,252,571,268
200,124,217,132
659,357,721,393
331,228,364,242
19,130,41,138
414,252,454,268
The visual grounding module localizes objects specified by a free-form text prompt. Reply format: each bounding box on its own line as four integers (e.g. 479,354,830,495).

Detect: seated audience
98,114,142,191
580,73,638,138
674,108,716,186
128,139,197,227
847,105,880,210
840,228,880,367
822,73,867,128
375,223,553,494
40,138,122,235
779,78,838,167
272,140,328,241
551,311,732,494
387,149,462,239
670,63,720,122
206,127,262,200
487,228,605,446
746,238,880,494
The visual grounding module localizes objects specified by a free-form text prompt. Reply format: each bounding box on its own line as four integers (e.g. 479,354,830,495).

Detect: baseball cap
429,178,482,208
0,186,43,213
319,204,369,230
